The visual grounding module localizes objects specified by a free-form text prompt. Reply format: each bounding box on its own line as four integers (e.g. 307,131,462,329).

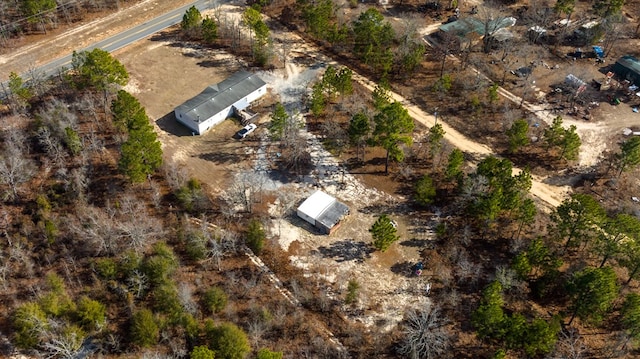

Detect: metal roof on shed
316,201,349,231
297,191,336,220
176,71,266,122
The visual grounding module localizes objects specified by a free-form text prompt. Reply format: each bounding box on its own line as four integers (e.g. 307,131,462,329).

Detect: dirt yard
115,16,440,333
113,1,640,333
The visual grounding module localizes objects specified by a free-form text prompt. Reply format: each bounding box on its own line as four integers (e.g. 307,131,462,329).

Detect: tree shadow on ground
197,150,244,166
390,260,415,277
148,29,180,42
197,58,233,68
358,202,404,215
399,239,430,248
315,240,373,263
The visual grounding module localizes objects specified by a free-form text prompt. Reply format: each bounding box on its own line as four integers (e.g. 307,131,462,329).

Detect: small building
297,191,349,235
613,56,640,87
174,71,267,135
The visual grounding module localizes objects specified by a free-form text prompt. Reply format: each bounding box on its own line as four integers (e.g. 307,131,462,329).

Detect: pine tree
567,266,619,325
131,308,159,347
71,49,129,91
181,6,202,37
506,119,529,153
202,16,218,43
371,101,414,174
415,174,436,206
268,103,288,140
348,111,370,162
369,214,400,252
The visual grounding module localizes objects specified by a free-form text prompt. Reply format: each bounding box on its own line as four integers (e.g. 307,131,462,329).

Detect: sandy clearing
233,62,434,333
497,86,606,168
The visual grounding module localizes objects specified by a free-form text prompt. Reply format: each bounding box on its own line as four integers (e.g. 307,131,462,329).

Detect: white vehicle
236,123,257,139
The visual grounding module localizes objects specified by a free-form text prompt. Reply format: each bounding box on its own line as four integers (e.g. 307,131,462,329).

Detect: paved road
16,0,213,81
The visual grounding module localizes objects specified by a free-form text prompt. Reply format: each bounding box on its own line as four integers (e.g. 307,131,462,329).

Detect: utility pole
433,107,438,126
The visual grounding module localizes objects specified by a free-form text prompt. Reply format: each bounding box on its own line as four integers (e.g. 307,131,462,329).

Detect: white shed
174,71,267,135
297,191,349,235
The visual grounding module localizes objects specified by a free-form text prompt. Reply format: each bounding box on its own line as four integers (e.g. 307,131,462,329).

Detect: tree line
0,0,137,42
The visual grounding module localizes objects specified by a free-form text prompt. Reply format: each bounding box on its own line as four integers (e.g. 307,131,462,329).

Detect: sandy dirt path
357,72,569,209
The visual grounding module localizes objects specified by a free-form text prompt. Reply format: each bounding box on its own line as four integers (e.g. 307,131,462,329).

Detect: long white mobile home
174,71,267,135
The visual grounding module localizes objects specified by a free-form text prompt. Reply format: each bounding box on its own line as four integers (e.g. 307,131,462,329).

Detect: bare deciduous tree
398,304,451,359
8,237,35,278
163,162,189,191
149,180,162,209
178,282,197,315
68,204,118,256
37,126,68,168
42,329,85,359
549,327,586,359
127,270,149,299
283,134,312,177
0,130,36,202
273,189,296,237
224,171,266,213
116,194,163,252
321,119,348,156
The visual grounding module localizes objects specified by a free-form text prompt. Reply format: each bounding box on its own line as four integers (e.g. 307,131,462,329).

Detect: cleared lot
115,23,435,333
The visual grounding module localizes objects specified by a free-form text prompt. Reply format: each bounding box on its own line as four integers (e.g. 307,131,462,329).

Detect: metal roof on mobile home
175,71,266,121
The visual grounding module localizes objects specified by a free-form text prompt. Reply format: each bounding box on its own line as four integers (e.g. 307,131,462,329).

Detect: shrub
75,296,106,331
36,194,52,218
94,258,118,280
39,274,74,317
64,127,83,155
191,345,216,359
176,178,209,213
345,279,359,305
141,242,178,286
185,231,207,261
181,312,200,342
39,291,75,317
203,287,228,314
205,322,251,359
43,218,58,244
257,348,283,359
152,282,184,323
119,250,142,278
246,219,265,255
60,324,86,352
13,302,49,349
131,308,159,348
415,174,436,206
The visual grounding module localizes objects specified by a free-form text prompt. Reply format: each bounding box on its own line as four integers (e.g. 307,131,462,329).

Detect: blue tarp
593,46,604,58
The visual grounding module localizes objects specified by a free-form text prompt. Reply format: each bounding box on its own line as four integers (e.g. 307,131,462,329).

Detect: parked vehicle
236,123,257,139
